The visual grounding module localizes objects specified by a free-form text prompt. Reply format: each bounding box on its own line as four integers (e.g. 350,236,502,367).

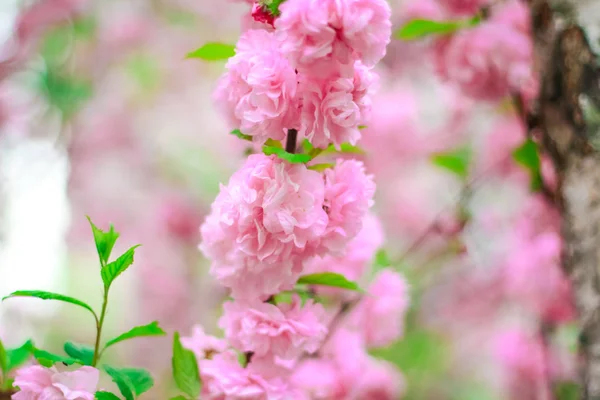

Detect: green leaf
263,145,312,164
95,392,122,400
119,368,154,396
395,16,481,41
554,381,580,400
169,396,188,400
101,245,141,289
104,321,166,350
431,147,472,179
64,342,94,366
321,143,365,156
2,291,96,320
512,138,543,191
297,272,362,291
172,332,201,398
265,0,286,16
375,249,392,268
230,129,252,142
186,43,235,61
6,340,34,371
31,348,80,367
39,68,92,119
104,366,136,400
0,338,7,373
87,216,120,266
264,138,283,148
308,163,335,172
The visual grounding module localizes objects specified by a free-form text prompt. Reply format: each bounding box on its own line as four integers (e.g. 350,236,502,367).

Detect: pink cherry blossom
199,154,328,300
491,0,531,34
275,0,391,73
320,159,375,254
199,351,291,400
213,29,299,144
351,358,405,400
181,325,228,360
12,365,99,400
220,296,327,359
351,269,410,347
305,213,384,289
434,20,534,102
299,63,375,148
440,0,489,16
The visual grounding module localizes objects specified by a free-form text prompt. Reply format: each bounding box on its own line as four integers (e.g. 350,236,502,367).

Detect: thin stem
92,287,110,367
286,129,298,154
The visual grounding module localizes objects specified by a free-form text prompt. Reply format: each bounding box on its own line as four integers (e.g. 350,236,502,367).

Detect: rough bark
529,1,600,398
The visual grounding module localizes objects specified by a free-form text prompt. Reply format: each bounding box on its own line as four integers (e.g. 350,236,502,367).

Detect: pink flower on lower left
12,365,99,400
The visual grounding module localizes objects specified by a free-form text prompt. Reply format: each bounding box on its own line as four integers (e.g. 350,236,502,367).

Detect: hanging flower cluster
187,0,409,398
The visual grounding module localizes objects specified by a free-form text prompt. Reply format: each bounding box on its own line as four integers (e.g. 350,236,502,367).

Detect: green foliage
87,217,120,267
297,272,362,291
95,392,122,400
119,369,154,396
104,321,166,350
31,348,80,367
0,339,7,374
64,342,95,366
265,0,287,16
555,381,580,400
512,138,543,191
230,129,253,142
101,245,141,289
395,16,481,40
104,366,136,400
103,367,152,400
172,332,202,398
431,147,472,179
307,163,335,172
6,340,34,371
263,145,312,164
39,68,92,119
2,291,96,320
169,396,189,400
186,43,235,61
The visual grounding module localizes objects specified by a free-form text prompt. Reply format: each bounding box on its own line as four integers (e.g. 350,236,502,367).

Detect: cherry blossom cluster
431,0,536,103
188,0,409,398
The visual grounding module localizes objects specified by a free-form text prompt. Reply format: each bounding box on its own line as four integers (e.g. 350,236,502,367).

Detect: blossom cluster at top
192,0,409,398
214,0,391,148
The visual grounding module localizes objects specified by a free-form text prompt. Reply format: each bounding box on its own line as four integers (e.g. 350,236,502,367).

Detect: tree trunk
529,1,600,398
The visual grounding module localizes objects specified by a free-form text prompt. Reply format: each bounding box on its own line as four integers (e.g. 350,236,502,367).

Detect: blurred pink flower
298,64,375,148
220,297,327,359
157,195,203,243
351,358,405,400
351,269,410,347
439,0,489,16
200,351,291,399
321,159,375,254
214,29,299,144
13,365,99,400
275,0,391,74
181,325,228,360
492,329,552,399
491,0,531,34
434,20,534,102
200,154,328,300
478,116,527,177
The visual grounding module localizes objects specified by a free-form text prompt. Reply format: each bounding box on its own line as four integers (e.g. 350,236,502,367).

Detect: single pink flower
320,159,375,254
199,351,291,400
200,154,328,300
251,2,276,26
13,365,99,400
351,358,405,400
351,269,410,347
214,29,299,144
220,297,327,360
181,325,228,360
275,0,391,73
299,63,375,148
434,21,534,102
